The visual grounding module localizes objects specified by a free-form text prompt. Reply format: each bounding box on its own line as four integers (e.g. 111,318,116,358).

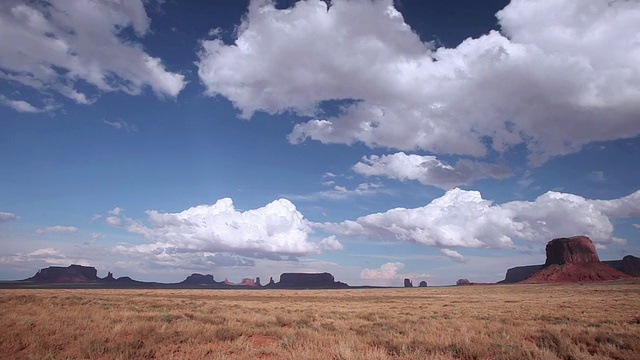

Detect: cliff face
25,265,100,283
270,272,349,289
544,236,600,265
500,265,543,284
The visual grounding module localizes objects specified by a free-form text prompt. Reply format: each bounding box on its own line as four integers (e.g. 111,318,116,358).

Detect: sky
1,0,639,286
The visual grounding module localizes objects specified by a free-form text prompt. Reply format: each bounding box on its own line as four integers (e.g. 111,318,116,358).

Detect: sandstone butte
520,236,633,284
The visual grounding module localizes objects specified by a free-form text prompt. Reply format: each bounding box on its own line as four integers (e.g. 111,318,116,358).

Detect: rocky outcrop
544,236,600,265
404,278,413,287
418,281,428,287
180,273,218,285
24,264,101,283
620,255,640,275
269,272,349,289
103,272,116,282
456,279,470,286
239,278,258,286
521,237,631,284
499,265,543,284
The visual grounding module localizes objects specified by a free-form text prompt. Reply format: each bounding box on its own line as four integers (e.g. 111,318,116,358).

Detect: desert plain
1,281,639,360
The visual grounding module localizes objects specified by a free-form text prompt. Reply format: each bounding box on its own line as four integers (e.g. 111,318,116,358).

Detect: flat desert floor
1,282,639,359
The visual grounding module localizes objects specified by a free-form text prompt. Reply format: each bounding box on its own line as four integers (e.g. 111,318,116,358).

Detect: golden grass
1,282,639,359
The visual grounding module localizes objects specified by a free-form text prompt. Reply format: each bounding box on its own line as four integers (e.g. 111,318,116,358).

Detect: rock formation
605,255,640,276
180,273,218,285
500,264,544,284
544,236,600,265
621,255,640,275
24,264,101,283
269,272,349,289
103,272,116,282
418,281,427,287
404,278,413,287
239,278,257,286
521,236,631,283
456,279,470,286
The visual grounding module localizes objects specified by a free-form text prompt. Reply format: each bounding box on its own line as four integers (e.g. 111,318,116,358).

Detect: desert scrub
0,283,639,359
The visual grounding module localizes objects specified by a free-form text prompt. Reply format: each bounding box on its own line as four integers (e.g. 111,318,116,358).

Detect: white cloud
325,188,640,249
198,0,640,165
103,120,137,132
105,216,123,227
0,247,92,267
0,0,186,111
360,262,405,280
112,245,255,271
319,235,344,250
353,152,512,189
0,95,49,113
589,190,640,218
287,182,386,201
108,207,124,216
0,212,19,223
117,198,320,256
35,225,78,234
440,248,467,263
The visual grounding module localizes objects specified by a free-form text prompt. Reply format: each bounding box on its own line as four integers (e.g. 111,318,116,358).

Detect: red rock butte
522,236,631,284
544,235,600,265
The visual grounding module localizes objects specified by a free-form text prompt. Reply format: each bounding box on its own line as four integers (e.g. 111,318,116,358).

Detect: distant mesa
25,264,102,283
418,280,427,287
180,273,219,286
605,255,640,276
267,272,349,289
17,266,349,289
501,264,543,284
507,236,634,284
404,278,413,287
456,278,470,286
239,278,259,287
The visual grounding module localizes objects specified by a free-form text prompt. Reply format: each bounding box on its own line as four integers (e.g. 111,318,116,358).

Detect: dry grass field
1,282,639,360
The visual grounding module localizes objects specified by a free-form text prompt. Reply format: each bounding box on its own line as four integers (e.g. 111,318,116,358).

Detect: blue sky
1,0,639,286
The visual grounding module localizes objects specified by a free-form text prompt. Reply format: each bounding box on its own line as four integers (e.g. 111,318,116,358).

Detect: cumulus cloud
0,212,19,223
325,188,640,249
353,152,512,189
440,248,467,263
360,262,405,280
115,198,321,256
198,0,640,165
35,225,78,234
0,0,186,111
319,235,344,250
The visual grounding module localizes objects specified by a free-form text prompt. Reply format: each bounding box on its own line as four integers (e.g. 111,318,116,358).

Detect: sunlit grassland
1,282,639,359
